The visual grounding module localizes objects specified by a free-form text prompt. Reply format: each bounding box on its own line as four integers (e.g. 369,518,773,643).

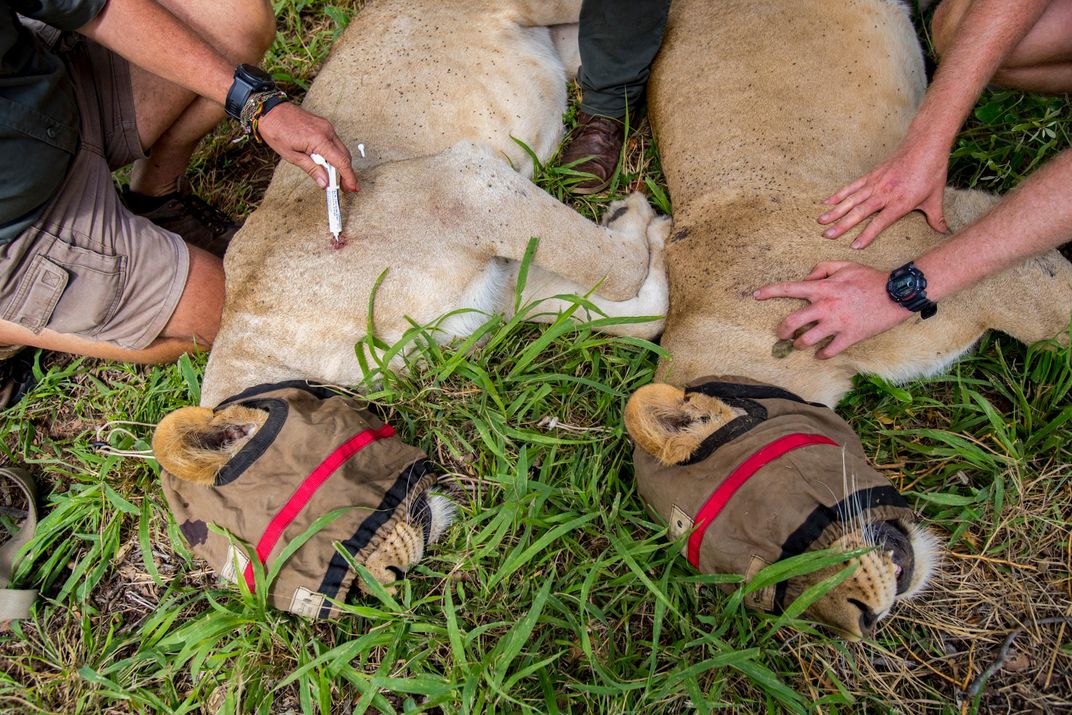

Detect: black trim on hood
680,379,832,466
680,396,767,466
218,380,343,407
213,398,288,487
685,380,825,408
318,459,436,616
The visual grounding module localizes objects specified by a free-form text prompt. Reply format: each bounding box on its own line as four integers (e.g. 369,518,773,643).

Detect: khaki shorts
0,30,189,351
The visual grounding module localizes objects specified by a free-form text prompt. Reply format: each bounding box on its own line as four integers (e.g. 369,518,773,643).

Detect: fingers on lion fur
624,384,743,465
152,406,268,484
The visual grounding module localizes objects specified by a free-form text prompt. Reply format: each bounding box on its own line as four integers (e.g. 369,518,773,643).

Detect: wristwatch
225,64,278,121
886,262,937,319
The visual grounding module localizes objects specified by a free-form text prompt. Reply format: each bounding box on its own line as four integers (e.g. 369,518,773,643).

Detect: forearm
78,0,233,107
916,148,1072,299
908,0,1052,152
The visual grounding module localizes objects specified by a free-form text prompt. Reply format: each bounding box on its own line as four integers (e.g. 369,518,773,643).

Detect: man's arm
817,0,1052,248
754,148,1072,358
78,0,358,191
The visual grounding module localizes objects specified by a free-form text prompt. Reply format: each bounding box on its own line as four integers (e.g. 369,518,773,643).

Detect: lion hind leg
974,250,1072,346
943,186,998,231
944,187,1072,346
450,143,656,299
549,24,580,80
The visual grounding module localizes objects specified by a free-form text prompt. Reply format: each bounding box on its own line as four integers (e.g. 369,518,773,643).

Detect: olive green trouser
577,0,672,119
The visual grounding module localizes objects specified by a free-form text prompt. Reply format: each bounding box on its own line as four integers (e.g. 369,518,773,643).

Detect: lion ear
152,405,267,485
624,383,741,466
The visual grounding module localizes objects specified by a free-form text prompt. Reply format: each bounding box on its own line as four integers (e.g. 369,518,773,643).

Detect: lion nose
849,598,879,636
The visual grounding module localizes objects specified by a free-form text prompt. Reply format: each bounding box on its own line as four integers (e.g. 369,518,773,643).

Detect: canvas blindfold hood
633,376,915,612
161,382,438,618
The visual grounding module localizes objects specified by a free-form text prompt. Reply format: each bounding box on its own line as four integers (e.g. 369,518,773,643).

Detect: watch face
893,275,918,299
226,65,277,120
888,265,924,300
238,64,273,84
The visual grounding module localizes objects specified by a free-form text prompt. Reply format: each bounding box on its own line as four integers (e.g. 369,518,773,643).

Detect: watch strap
239,90,289,142
225,65,277,121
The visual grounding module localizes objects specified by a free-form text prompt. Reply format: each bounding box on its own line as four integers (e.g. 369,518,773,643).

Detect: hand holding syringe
311,144,365,246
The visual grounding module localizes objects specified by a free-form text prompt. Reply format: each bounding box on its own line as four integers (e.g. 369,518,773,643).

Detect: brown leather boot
0,348,37,410
558,111,625,195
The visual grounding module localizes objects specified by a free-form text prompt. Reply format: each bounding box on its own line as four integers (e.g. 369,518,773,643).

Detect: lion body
201,0,668,407
627,0,1071,637
649,0,1072,406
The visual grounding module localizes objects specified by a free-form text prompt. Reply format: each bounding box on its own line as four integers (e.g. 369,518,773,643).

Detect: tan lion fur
624,384,743,466
624,0,1071,638
152,405,268,484
647,0,1072,405
199,0,669,407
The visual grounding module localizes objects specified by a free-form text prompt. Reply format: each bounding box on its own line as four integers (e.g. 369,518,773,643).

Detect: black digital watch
886,261,937,319
225,64,277,121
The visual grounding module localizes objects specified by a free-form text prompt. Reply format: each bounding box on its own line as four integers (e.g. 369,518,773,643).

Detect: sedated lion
624,0,1072,638
196,0,669,409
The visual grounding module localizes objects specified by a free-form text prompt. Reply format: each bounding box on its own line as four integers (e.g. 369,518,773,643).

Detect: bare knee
157,0,276,64
932,0,1072,94
232,0,277,63
160,245,224,348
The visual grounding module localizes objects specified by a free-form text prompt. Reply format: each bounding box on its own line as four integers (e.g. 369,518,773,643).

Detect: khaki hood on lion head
627,376,924,627
154,383,451,619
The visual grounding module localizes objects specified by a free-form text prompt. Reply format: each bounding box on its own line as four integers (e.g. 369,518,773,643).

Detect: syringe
310,152,342,244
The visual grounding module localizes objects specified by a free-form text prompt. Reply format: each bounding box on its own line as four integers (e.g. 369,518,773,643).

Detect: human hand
753,261,911,358
257,102,359,193
818,136,950,249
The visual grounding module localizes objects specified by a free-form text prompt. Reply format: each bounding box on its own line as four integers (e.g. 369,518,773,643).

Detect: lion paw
601,192,657,231
646,214,672,251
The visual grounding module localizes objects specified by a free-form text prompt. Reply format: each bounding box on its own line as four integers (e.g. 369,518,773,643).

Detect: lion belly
202,1,586,406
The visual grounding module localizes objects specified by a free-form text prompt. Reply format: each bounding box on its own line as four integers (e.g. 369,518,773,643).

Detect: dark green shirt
1,0,107,244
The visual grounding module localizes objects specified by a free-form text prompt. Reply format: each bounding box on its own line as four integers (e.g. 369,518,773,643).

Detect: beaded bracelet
239,89,288,143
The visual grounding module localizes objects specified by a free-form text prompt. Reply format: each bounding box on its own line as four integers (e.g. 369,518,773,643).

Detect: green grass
2,2,1071,713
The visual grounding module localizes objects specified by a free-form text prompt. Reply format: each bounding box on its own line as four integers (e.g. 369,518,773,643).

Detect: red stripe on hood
686,433,838,568
242,423,396,590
